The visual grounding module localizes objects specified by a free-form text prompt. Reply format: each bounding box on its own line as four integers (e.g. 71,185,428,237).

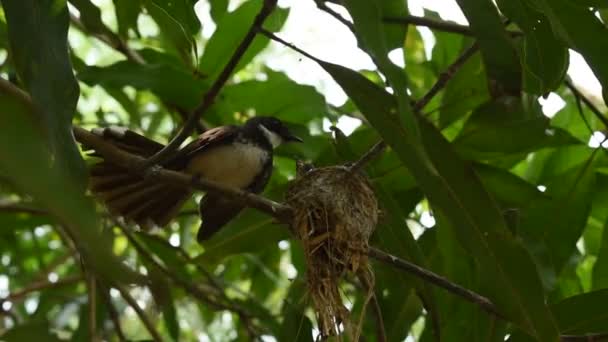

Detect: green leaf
219,70,327,124
1,0,142,284
454,99,581,160
199,0,289,79
344,0,421,143
439,51,489,128
196,210,289,264
519,154,596,289
78,57,208,110
145,0,200,64
497,0,568,94
69,0,112,36
0,321,62,342
209,0,229,23
113,0,142,38
534,0,608,104
317,61,560,340
379,0,409,50
474,163,550,208
455,0,521,93
552,289,608,334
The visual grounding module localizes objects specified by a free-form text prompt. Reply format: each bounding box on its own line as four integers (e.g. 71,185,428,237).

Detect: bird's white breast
185,143,269,189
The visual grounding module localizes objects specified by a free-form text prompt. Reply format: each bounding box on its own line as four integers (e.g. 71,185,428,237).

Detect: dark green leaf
1,0,142,284
219,70,327,124
209,0,229,23
497,0,568,94
145,0,200,64
0,321,62,342
199,0,289,79
113,0,141,37
519,154,596,289
455,0,521,93
78,57,208,110
552,289,608,334
317,61,560,340
535,0,608,104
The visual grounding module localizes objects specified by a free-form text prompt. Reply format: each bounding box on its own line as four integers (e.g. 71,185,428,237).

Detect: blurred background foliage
0,0,607,341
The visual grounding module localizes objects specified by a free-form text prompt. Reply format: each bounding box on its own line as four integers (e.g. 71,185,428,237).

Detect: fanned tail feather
84,127,191,228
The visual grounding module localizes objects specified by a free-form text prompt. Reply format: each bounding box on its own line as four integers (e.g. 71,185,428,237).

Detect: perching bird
84,116,302,242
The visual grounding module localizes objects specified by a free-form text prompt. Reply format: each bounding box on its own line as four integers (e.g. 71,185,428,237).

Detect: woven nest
285,165,378,339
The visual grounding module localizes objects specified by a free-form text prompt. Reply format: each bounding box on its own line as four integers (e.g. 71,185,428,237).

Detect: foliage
0,0,607,341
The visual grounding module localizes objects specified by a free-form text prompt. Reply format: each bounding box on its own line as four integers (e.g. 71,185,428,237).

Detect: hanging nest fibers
285,164,378,339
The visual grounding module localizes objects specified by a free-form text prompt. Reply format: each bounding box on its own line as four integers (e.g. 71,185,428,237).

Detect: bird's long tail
82,127,191,228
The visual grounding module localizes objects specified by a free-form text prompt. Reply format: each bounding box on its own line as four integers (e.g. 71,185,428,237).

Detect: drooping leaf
534,0,608,104
317,60,560,340
1,0,142,284
113,0,142,38
496,0,568,94
455,0,522,94
552,289,608,334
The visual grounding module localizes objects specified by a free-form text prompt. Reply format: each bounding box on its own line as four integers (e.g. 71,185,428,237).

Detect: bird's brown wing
166,125,238,169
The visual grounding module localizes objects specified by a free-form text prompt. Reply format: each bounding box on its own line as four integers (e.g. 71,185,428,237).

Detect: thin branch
314,0,354,32
144,0,279,167
0,275,83,304
72,126,292,221
69,14,145,65
348,141,386,173
565,79,608,129
367,247,504,319
384,15,476,36
412,42,479,112
114,283,163,342
118,226,266,335
87,274,100,342
350,42,479,170
384,15,522,37
100,284,127,342
0,200,47,215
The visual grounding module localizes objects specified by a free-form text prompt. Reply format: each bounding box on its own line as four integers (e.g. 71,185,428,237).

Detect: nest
285,164,378,339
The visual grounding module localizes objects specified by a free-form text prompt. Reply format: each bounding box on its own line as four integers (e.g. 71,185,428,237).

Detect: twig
72,126,292,221
560,333,608,342
87,274,99,342
0,275,83,304
412,42,479,112
367,247,504,319
100,283,127,342
348,141,386,173
565,79,608,129
314,0,354,32
118,226,266,336
383,15,522,37
69,14,145,65
0,200,48,216
350,42,479,171
144,0,278,167
114,283,163,342
384,15,476,36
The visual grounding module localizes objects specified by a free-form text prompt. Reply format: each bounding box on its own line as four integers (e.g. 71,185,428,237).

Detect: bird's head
245,116,303,148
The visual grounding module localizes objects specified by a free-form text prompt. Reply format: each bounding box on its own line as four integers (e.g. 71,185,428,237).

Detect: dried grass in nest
285,165,378,339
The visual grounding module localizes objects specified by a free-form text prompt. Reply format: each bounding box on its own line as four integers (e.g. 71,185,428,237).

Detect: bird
83,116,302,242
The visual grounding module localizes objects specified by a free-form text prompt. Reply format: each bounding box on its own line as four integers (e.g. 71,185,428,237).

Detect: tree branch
114,283,163,342
384,15,476,36
565,79,608,129
72,126,292,221
143,0,278,167
0,275,83,304
368,247,503,318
